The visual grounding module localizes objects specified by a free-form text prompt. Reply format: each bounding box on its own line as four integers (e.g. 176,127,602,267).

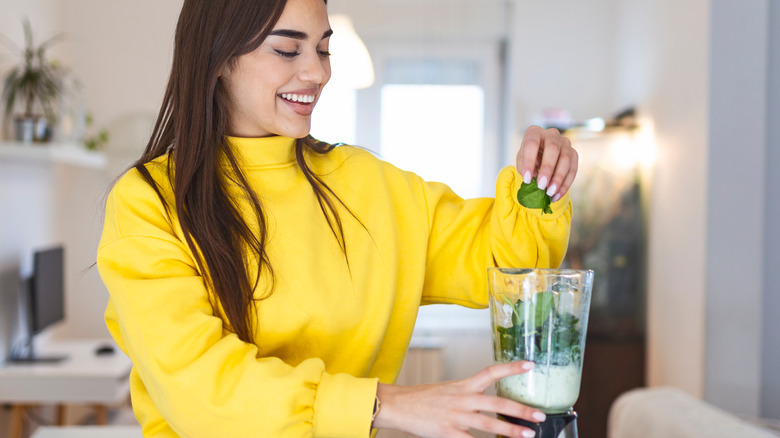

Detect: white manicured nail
523,171,532,184
552,193,562,202
533,411,547,422
537,176,548,190
522,361,535,370
546,184,557,197
522,430,536,438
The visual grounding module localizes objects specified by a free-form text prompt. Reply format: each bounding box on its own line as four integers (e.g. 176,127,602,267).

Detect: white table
0,339,133,438
31,426,142,438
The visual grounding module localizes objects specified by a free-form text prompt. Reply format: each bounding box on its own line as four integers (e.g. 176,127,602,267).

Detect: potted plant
1,19,67,143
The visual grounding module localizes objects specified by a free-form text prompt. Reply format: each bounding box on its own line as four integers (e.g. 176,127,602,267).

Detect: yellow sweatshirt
97,136,572,438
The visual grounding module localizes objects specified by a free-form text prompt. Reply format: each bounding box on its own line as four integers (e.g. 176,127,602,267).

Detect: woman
96,0,578,437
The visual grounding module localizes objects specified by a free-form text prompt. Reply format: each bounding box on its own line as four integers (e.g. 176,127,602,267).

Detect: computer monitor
9,246,67,363
29,246,65,334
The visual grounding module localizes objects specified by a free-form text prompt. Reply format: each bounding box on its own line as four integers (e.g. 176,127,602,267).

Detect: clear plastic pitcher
488,268,594,414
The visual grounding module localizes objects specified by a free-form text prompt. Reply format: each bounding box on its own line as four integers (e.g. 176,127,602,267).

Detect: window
356,41,504,199
380,58,485,199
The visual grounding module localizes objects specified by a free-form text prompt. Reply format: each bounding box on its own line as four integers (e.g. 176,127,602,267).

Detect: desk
31,426,142,438
0,339,132,438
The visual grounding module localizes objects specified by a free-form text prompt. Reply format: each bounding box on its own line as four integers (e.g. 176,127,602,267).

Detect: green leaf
517,177,553,214
501,294,521,327
2,19,68,120
532,291,555,326
501,294,513,307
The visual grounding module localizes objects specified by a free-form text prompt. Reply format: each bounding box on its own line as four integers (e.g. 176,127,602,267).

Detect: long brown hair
133,0,346,344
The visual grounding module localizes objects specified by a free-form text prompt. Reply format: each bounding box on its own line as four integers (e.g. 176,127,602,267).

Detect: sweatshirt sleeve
420,165,572,307
97,170,377,438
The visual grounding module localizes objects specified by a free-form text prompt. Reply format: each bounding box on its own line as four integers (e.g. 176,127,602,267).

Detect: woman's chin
274,125,311,140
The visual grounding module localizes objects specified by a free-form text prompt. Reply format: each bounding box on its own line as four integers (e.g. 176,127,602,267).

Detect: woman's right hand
372,361,545,438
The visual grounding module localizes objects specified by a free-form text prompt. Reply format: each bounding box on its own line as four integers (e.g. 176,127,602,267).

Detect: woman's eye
274,49,299,58
318,50,332,57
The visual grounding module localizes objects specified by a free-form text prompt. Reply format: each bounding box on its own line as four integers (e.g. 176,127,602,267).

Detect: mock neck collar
226,136,297,167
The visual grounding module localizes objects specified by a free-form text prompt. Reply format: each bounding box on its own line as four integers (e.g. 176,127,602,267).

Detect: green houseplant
2,19,67,143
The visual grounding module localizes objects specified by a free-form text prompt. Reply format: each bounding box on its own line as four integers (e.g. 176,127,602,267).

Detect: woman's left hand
515,125,578,203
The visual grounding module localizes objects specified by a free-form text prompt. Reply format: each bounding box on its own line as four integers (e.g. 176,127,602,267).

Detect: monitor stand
8,337,68,364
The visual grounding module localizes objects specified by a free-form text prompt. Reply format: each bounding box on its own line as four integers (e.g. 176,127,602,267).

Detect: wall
59,1,182,130
614,0,711,399
705,0,769,415
761,0,780,420
510,0,618,127
330,0,506,41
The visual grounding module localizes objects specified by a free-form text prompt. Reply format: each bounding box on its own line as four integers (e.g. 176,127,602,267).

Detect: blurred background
0,1,778,437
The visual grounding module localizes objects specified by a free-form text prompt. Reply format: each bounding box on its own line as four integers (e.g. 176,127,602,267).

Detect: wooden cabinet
575,337,646,438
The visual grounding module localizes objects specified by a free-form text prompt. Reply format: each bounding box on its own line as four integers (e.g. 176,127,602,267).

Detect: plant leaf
532,291,555,327
2,18,68,121
517,177,553,214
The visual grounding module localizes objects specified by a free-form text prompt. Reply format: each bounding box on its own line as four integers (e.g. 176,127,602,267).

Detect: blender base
498,410,578,438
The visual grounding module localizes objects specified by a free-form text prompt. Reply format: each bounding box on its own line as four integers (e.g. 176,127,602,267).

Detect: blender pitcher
488,268,594,438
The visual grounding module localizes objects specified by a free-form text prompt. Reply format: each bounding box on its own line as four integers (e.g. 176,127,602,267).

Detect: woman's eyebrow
269,29,334,40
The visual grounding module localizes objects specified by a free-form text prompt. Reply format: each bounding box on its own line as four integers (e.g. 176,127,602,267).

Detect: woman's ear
218,61,232,79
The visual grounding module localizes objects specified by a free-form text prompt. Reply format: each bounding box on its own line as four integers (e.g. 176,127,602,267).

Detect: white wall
761,0,780,421
614,0,711,399
329,0,506,41
510,0,618,127
59,1,182,131
705,0,769,415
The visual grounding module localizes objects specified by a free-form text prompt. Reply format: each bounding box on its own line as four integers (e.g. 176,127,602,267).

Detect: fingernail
537,176,548,190
552,193,562,202
522,361,535,370
533,411,547,422
523,171,532,184
522,430,536,438
545,184,557,197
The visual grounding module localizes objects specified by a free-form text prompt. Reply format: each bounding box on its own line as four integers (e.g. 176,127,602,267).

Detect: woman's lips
279,91,317,116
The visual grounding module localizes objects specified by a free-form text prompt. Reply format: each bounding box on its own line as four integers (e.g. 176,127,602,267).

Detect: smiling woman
220,2,333,139
95,0,577,437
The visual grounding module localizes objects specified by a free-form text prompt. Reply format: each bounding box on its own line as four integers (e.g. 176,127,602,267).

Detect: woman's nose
298,52,330,85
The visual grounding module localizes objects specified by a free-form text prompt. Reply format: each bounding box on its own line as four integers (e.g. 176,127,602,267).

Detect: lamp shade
327,14,375,89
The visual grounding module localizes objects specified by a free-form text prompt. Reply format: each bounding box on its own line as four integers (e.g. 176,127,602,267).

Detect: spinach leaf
515,291,555,329
517,177,553,214
533,292,555,325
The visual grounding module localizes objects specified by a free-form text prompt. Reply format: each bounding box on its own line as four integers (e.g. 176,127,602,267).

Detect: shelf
0,141,107,169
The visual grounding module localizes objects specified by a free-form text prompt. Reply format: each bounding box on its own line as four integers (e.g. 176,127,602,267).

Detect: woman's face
221,0,332,138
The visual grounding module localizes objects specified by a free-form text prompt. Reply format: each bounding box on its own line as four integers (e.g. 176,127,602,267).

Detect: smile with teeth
281,93,316,104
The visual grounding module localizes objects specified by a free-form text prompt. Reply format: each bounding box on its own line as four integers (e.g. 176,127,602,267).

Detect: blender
488,268,594,438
